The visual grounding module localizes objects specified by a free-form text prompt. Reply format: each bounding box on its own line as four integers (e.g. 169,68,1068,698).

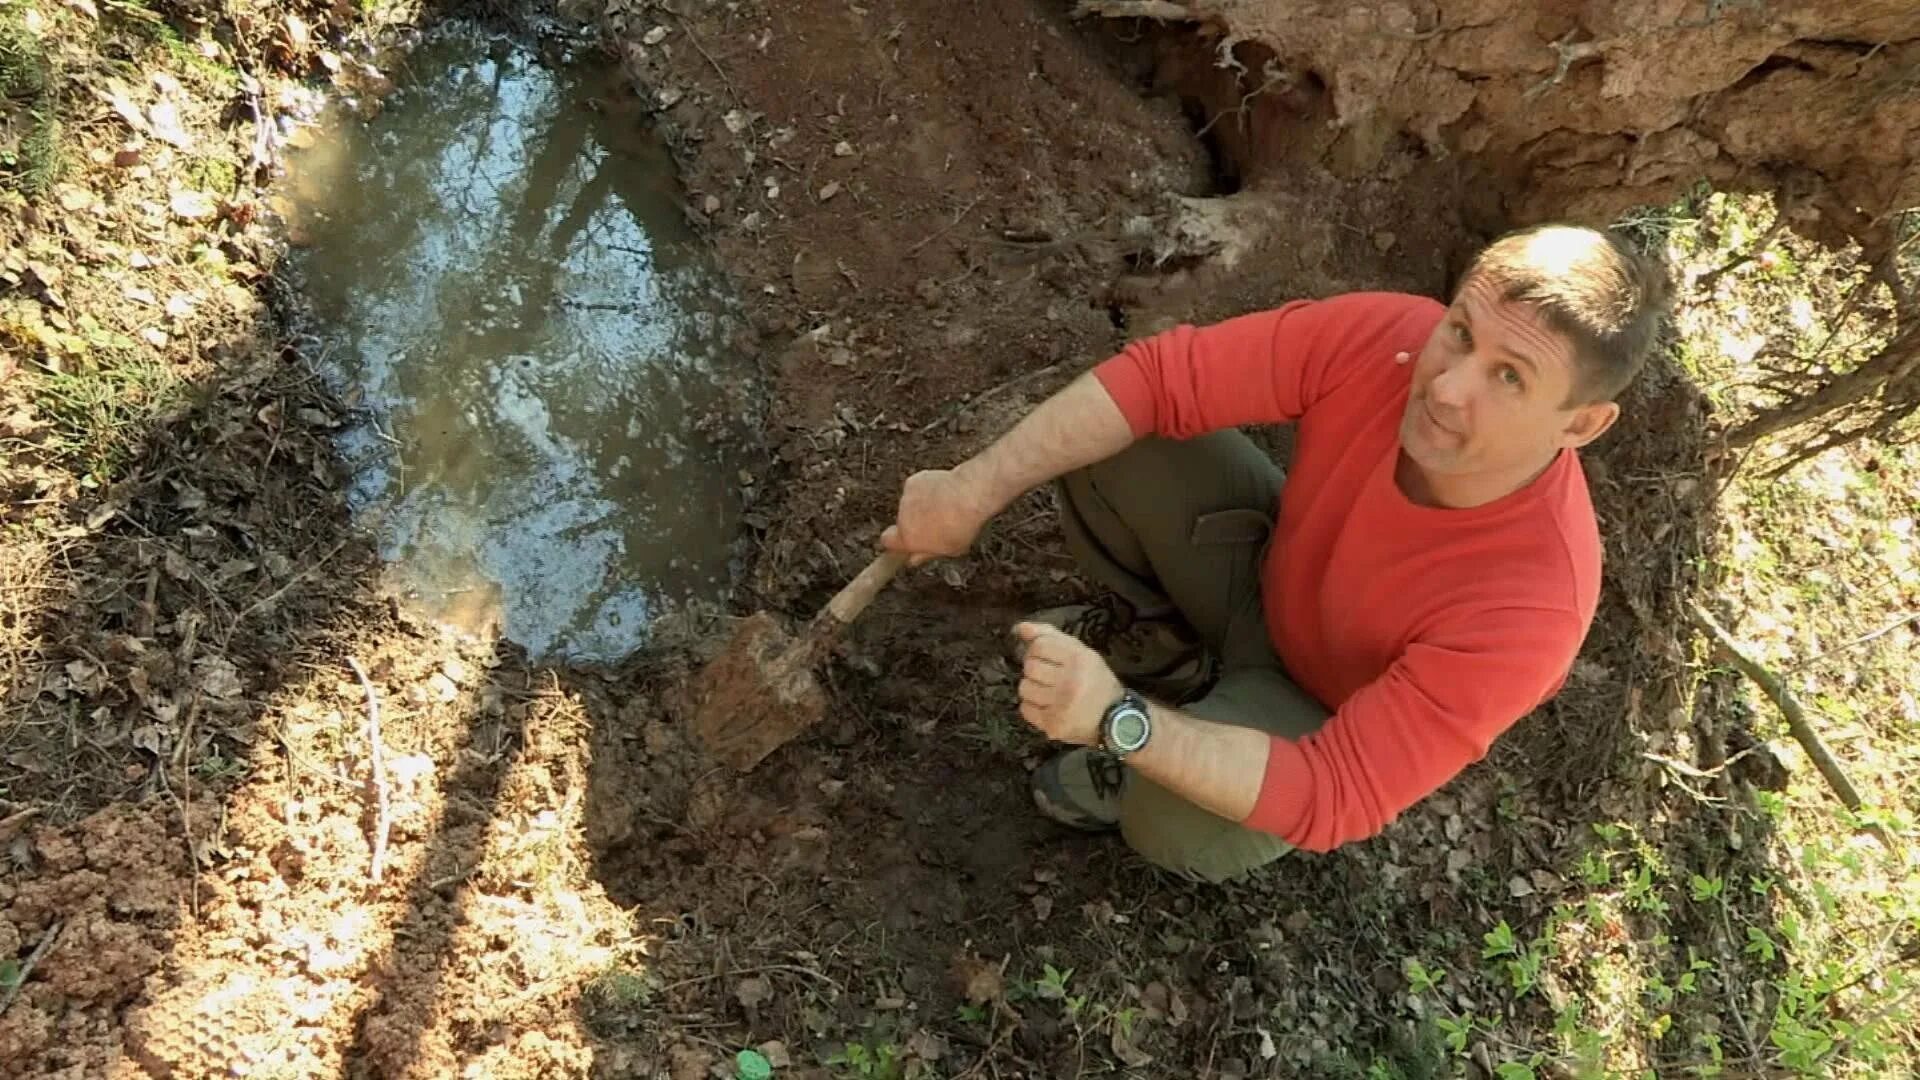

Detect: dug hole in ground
3,0,1919,1077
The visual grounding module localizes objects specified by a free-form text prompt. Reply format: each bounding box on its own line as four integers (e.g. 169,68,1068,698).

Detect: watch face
1110,708,1149,751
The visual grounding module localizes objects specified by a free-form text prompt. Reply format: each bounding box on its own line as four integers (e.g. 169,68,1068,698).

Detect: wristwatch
1099,689,1153,759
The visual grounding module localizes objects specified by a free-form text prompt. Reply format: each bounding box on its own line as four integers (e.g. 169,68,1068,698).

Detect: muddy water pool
285,27,758,662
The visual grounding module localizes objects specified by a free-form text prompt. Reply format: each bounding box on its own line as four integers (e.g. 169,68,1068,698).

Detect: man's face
1399,276,1619,485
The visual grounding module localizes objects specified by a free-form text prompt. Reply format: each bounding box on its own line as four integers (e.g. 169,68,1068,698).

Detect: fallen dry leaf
170,190,218,222
733,976,771,1010
1110,1022,1154,1068
148,101,193,149
196,656,244,699
906,1029,949,1062
951,952,1004,1005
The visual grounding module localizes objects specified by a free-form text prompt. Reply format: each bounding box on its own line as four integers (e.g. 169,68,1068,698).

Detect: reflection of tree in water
292,29,751,660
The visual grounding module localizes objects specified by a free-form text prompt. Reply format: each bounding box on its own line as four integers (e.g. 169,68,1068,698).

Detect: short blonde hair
1462,225,1671,404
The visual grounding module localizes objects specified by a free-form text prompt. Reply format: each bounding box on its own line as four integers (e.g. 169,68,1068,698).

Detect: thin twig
907,196,985,255
662,6,738,104
955,1000,1024,1079
347,658,392,886
222,539,350,646
655,962,844,995
161,771,201,918
1713,897,1763,1068
1074,0,1198,20
0,806,42,841
1688,600,1890,845
1800,609,1919,666
1695,211,1789,294
917,363,1065,434
0,921,64,1019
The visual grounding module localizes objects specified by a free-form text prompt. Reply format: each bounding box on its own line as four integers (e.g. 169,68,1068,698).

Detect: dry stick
0,806,42,841
347,658,392,886
1800,609,1920,666
222,539,350,647
906,196,985,255
1713,893,1764,1068
1074,0,1198,19
1687,601,1888,840
0,920,64,1019
916,362,1064,434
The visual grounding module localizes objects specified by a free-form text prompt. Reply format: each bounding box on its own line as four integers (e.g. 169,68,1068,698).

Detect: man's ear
1561,399,1620,449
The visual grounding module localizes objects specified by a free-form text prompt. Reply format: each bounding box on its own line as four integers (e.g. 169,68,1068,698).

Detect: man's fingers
1020,661,1058,688
1019,676,1060,706
1013,620,1058,644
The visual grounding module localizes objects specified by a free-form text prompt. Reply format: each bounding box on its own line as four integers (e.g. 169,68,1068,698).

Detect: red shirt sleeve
1241,606,1586,852
1093,292,1440,439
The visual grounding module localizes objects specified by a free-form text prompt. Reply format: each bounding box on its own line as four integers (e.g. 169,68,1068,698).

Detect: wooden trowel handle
824,550,910,625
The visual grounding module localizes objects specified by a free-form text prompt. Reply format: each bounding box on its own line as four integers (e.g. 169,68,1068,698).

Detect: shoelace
1058,595,1133,652
1087,751,1126,799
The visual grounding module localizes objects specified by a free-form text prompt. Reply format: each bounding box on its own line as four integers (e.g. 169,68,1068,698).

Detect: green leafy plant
1405,958,1446,995
826,1040,908,1080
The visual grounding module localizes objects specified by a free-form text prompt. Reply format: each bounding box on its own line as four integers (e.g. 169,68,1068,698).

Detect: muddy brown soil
3,1,1728,1076
577,0,1715,1075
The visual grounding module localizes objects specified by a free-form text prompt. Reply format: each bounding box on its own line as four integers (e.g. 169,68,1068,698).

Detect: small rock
702,194,721,214
722,109,749,134
818,181,841,201
427,672,458,703
656,87,683,108
169,190,218,222
833,140,854,157
1371,230,1397,252
642,25,668,45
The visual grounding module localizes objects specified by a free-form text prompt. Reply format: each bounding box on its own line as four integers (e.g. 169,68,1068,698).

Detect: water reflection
287,28,755,662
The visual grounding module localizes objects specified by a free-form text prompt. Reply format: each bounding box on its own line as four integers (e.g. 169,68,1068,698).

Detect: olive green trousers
1055,433,1331,882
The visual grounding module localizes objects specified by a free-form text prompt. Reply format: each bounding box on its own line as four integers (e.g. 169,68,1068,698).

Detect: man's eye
1500,366,1523,388
1453,324,1471,347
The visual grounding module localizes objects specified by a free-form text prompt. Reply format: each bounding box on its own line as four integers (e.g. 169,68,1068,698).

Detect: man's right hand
881,467,997,565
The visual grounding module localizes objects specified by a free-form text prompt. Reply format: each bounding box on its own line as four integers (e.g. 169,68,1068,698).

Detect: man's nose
1429,362,1472,409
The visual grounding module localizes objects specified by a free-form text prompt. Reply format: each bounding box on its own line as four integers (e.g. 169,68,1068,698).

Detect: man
881,225,1670,883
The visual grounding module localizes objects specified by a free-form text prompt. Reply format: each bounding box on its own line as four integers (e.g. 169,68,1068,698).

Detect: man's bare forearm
1130,704,1272,824
953,373,1135,514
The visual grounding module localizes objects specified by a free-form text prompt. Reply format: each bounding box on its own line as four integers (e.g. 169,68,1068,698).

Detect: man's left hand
1013,622,1125,746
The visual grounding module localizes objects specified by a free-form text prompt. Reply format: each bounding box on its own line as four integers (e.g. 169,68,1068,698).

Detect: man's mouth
1422,400,1460,438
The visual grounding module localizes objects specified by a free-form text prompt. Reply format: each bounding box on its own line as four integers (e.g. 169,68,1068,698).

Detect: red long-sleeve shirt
1094,291,1600,851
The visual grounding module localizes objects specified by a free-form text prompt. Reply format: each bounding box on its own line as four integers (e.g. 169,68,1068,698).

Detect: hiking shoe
1030,748,1127,831
1019,596,1214,703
